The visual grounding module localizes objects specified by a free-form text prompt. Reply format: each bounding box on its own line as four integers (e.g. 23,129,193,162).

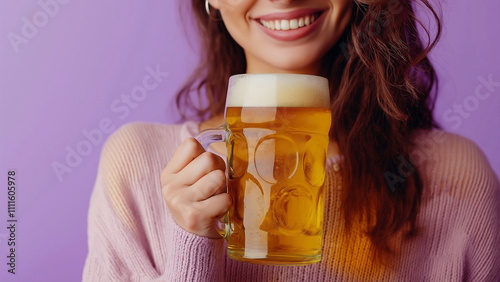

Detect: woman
83,0,500,281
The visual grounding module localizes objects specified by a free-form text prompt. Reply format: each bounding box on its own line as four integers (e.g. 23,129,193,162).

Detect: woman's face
208,0,353,75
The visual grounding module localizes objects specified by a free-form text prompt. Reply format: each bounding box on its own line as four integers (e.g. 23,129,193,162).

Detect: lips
254,9,326,42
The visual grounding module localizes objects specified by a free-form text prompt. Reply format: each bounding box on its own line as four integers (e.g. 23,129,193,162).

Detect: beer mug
197,73,331,265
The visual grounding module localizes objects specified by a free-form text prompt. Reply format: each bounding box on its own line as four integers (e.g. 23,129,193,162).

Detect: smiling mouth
258,12,323,31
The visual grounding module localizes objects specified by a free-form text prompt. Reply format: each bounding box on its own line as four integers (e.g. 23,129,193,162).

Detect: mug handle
196,125,226,150
195,125,230,239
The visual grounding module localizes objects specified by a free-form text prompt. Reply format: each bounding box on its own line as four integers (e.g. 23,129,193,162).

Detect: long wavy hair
177,0,441,257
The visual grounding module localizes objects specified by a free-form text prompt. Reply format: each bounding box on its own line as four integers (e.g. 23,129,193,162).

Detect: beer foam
226,74,330,108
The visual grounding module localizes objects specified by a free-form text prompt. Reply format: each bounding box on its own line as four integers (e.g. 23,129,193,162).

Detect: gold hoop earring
205,0,221,21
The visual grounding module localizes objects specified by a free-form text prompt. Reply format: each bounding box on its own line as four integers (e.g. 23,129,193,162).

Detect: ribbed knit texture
82,121,500,281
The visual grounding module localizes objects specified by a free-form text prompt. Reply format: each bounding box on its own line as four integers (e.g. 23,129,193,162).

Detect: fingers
195,193,232,219
161,138,226,188
177,151,226,186
189,169,227,201
163,138,205,175
160,137,231,238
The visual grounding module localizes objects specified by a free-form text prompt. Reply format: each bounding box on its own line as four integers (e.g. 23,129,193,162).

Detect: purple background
0,0,499,281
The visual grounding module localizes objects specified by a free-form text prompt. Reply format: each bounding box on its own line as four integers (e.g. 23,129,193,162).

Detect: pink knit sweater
82,121,500,281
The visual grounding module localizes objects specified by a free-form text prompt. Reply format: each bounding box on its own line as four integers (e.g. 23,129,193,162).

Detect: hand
161,138,231,238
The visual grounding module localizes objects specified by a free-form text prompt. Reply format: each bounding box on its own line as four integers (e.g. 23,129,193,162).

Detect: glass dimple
303,138,327,187
272,184,315,235
254,134,299,184
228,133,248,179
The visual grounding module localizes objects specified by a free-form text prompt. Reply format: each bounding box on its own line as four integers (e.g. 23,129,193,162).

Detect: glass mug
197,73,331,265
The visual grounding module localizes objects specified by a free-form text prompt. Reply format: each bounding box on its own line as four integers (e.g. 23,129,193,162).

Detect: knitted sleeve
82,123,226,282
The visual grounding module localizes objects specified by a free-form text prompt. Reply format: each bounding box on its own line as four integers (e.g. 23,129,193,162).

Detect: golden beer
220,74,331,265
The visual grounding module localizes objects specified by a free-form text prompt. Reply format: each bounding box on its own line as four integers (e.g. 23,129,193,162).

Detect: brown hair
177,0,441,257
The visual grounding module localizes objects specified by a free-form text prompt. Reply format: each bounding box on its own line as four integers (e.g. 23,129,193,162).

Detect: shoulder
107,120,197,142
102,122,178,160
103,121,199,153
410,129,499,200
410,129,488,167
411,130,500,280
99,121,199,178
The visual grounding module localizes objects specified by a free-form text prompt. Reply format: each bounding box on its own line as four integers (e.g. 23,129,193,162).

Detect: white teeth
304,16,310,26
298,18,304,27
281,19,290,30
259,13,319,31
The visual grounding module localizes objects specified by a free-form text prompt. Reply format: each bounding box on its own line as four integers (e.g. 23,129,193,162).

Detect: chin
265,55,324,74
